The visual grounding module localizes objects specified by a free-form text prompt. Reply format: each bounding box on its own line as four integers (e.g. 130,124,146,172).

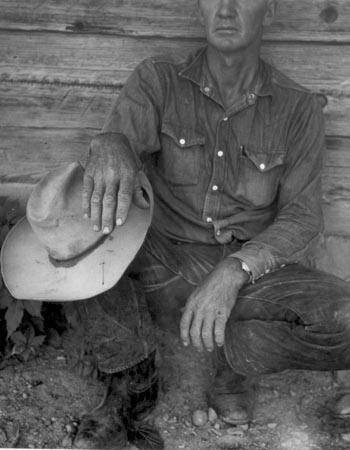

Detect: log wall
0,0,349,279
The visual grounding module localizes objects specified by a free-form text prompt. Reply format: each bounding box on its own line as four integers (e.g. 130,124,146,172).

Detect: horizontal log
1,33,349,90
0,126,349,235
0,0,349,42
0,33,349,136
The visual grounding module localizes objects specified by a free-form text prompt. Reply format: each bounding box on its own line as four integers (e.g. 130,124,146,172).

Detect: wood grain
1,32,348,137
1,32,349,90
0,0,349,42
0,125,349,235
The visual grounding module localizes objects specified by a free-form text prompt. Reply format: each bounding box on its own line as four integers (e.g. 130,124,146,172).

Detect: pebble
22,392,28,399
208,407,218,423
192,410,208,427
267,423,278,429
65,424,74,434
217,435,244,449
342,433,350,442
334,396,350,416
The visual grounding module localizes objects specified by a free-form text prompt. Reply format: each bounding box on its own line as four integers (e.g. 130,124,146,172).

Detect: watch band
227,255,254,284
231,258,253,284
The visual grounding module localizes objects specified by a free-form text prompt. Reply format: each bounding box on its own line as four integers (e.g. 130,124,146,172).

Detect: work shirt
101,46,325,282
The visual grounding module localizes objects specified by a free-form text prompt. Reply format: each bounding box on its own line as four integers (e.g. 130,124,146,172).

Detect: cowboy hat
0,162,153,301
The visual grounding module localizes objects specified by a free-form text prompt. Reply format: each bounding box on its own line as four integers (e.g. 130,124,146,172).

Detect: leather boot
73,351,164,449
207,349,256,425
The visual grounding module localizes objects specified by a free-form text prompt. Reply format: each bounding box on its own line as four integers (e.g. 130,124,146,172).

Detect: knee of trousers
223,320,278,376
332,298,350,337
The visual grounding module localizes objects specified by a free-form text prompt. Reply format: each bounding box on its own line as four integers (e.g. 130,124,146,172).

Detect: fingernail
93,225,99,232
116,218,123,227
103,227,110,235
84,213,89,219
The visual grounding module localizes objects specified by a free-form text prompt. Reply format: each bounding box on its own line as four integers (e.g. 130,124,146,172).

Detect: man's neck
206,44,261,109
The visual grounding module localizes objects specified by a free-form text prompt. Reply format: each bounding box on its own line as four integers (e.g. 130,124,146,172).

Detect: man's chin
209,39,246,54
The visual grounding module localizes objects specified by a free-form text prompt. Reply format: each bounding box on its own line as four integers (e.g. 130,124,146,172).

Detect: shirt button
247,92,256,104
212,185,218,191
206,217,213,223
217,150,224,157
179,138,186,145
259,163,266,171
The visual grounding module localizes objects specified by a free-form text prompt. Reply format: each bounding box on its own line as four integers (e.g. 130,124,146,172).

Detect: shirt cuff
229,243,283,283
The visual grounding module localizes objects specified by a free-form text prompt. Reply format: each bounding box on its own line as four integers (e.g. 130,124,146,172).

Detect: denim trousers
131,229,350,376
77,228,350,376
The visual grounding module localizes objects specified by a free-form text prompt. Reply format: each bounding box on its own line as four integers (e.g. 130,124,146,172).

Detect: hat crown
27,162,103,261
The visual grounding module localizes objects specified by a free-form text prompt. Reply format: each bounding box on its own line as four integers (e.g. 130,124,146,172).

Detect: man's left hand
180,257,249,352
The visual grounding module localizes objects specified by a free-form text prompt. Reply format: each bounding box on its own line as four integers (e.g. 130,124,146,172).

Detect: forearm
231,94,325,283
231,212,323,282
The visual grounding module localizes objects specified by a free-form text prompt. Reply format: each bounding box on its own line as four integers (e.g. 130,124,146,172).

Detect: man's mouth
215,26,238,32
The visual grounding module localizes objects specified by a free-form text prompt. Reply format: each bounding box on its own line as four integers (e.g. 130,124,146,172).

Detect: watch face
241,261,250,273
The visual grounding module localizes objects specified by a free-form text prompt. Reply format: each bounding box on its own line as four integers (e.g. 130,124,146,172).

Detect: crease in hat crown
27,161,104,261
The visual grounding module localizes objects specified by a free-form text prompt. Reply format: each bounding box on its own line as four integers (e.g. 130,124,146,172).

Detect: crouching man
82,0,350,437
5,0,350,449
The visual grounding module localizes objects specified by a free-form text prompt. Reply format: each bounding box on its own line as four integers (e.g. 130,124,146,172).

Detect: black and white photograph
0,1,349,449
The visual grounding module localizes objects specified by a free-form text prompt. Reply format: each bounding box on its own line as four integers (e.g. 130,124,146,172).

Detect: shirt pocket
159,122,206,186
237,147,286,207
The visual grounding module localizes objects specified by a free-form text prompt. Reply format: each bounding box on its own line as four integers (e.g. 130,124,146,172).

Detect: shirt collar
178,45,274,100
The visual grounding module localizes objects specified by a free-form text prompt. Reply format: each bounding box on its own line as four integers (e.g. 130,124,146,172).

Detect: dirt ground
1,328,350,450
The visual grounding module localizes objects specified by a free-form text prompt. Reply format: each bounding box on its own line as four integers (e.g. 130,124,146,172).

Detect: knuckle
122,172,135,186
91,194,102,204
106,168,118,182
82,188,91,197
103,194,116,204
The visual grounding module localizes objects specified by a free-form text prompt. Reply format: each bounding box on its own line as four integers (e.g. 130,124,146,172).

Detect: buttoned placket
201,88,258,242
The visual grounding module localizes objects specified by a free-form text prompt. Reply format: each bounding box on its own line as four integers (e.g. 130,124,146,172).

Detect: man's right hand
82,133,149,234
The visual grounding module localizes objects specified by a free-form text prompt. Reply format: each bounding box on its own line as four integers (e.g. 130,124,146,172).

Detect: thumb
133,177,150,209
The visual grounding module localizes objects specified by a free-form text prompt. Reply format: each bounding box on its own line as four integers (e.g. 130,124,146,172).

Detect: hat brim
1,173,153,302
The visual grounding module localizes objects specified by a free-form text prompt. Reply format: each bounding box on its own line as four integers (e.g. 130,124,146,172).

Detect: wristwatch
237,259,253,284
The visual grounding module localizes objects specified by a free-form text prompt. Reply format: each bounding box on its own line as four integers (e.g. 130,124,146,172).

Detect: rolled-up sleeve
98,59,165,165
231,94,325,281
